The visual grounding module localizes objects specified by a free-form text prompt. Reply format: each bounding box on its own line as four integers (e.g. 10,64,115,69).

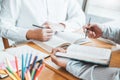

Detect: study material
34,64,45,80
55,44,112,66
5,69,17,80
21,55,45,80
0,45,49,70
30,56,38,72
33,31,91,52
3,53,45,80
22,54,24,80
6,66,21,80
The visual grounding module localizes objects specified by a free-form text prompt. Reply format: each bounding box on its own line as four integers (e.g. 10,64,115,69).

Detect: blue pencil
27,54,32,69
24,53,28,73
22,54,24,80
25,53,28,67
30,56,38,72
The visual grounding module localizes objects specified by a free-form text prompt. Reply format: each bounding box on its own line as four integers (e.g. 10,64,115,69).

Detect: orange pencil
34,64,45,80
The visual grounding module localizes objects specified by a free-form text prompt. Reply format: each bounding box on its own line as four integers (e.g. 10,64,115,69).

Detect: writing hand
26,28,53,42
83,24,103,39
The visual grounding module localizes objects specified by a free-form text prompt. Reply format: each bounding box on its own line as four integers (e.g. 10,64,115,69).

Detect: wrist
26,29,34,40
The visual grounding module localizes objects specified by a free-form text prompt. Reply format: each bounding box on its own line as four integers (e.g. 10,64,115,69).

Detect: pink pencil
15,56,20,77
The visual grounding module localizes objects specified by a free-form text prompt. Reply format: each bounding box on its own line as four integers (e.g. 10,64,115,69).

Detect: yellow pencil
13,72,21,80
5,69,17,80
6,66,21,80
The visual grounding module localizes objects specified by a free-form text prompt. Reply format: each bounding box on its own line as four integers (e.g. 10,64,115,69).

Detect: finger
83,25,88,32
92,32,97,38
42,30,53,37
55,48,65,53
46,33,53,37
44,29,53,33
88,31,94,38
51,55,59,65
42,22,52,29
51,48,60,55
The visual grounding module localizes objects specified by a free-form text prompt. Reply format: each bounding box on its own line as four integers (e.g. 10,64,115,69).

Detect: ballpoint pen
32,24,46,29
85,17,91,38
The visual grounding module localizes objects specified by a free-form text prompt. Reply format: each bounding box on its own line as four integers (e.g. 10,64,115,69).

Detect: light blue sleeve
100,23,120,44
66,60,92,79
66,60,120,80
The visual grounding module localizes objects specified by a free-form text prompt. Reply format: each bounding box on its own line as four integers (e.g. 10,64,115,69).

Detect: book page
0,51,22,70
33,35,70,52
56,31,91,44
55,44,111,65
5,45,49,62
67,44,111,59
33,31,91,53
56,31,84,43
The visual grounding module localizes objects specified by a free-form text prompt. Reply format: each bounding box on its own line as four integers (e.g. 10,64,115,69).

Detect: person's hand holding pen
83,23,103,39
42,22,65,32
26,23,53,42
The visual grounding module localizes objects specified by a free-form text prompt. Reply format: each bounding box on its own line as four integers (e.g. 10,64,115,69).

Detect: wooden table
28,39,120,80
1,39,120,80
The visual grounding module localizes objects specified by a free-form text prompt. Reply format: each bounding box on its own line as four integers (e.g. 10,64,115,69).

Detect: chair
2,37,10,49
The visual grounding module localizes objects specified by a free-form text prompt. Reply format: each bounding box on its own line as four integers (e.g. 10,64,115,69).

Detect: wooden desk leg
2,37,10,49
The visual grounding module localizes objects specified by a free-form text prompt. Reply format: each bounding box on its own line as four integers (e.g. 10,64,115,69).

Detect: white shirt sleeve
0,0,29,42
61,0,86,31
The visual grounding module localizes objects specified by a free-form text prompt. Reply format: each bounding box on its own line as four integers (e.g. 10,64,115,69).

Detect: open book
0,45,49,70
33,31,91,52
55,44,112,66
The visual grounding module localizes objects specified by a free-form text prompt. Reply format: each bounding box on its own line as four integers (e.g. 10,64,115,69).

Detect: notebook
0,45,49,70
33,31,91,52
55,44,112,66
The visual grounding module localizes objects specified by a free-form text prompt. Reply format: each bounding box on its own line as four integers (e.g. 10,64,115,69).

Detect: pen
32,24,46,29
85,17,91,38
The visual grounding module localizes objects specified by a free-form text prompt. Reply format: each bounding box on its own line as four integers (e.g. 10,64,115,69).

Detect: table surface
1,39,120,80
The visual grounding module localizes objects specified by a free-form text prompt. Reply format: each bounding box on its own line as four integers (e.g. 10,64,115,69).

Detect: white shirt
0,0,85,42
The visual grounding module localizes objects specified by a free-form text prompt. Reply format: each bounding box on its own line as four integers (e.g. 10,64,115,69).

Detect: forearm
65,60,119,80
0,24,29,42
66,60,90,79
100,24,120,44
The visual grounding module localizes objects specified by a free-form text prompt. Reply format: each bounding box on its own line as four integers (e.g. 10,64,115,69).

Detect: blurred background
0,0,120,50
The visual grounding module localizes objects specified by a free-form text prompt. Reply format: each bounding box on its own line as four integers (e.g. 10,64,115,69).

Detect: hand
42,22,65,32
83,24,103,38
50,48,67,68
26,27,53,42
